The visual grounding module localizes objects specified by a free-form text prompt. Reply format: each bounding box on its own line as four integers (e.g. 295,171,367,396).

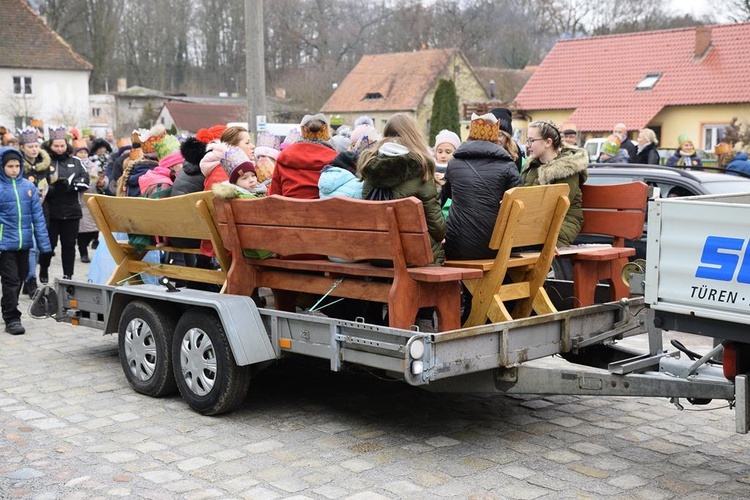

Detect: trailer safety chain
115,264,164,285
308,277,345,313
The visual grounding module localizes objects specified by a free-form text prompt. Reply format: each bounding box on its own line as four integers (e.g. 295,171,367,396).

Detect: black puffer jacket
45,146,90,220
442,140,521,260
170,160,206,249
171,161,205,197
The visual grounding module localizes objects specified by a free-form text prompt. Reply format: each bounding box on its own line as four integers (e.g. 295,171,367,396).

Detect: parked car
581,163,750,259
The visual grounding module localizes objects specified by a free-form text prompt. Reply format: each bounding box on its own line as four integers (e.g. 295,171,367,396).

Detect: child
433,129,460,181
228,161,266,195
0,147,52,335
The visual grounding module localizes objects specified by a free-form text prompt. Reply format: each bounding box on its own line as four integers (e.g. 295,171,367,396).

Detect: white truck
52,193,750,432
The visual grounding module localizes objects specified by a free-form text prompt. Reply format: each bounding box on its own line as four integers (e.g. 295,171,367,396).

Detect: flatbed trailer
54,277,748,431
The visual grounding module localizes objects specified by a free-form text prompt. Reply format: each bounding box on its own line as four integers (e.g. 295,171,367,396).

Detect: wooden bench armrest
445,254,541,271
567,247,635,261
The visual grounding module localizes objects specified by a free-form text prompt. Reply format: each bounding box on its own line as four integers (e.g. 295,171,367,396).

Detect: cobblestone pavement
1,259,750,499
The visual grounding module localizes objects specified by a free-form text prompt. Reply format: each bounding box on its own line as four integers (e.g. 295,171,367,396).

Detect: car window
700,179,750,194
584,175,635,185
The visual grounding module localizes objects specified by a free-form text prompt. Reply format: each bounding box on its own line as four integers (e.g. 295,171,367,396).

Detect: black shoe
23,277,38,298
5,321,25,335
91,240,99,250
39,269,48,284
81,254,90,263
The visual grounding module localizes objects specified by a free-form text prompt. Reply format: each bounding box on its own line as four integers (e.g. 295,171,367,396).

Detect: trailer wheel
172,309,251,415
118,301,178,397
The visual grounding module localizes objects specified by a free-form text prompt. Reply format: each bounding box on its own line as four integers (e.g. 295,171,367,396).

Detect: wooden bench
444,184,571,327
213,195,484,332
566,181,648,307
85,191,230,289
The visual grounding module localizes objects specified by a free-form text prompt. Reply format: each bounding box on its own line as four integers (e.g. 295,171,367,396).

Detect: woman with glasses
521,120,588,247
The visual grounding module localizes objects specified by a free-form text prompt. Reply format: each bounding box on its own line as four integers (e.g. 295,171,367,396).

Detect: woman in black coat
634,128,661,165
442,114,521,260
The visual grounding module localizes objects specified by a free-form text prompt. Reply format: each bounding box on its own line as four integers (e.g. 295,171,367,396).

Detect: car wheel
172,309,251,415
118,301,178,397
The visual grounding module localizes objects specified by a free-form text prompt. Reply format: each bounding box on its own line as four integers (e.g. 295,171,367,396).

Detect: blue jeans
27,239,37,280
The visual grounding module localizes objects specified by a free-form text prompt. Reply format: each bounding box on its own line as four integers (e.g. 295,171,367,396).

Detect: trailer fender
107,285,276,366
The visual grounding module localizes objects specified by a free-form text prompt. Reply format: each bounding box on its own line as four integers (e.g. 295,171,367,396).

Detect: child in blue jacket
0,147,52,335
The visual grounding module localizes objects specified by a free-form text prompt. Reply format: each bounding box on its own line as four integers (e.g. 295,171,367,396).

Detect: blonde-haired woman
521,119,588,247
635,128,660,165
359,113,445,264
221,126,255,159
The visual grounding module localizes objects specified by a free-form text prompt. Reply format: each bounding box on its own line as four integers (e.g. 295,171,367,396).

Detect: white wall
0,67,90,132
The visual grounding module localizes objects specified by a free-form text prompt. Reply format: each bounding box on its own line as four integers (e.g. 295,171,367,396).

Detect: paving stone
425,436,461,447
239,486,281,500
542,449,582,464
177,457,215,471
313,484,348,499
607,474,649,489
340,458,375,473
140,470,183,484
569,442,610,455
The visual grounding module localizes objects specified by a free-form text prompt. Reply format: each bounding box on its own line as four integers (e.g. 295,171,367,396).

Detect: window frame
702,123,726,151
12,76,33,96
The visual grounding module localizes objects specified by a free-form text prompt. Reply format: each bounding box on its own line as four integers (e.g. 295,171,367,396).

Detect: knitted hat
229,161,256,185
48,125,68,141
158,151,184,170
254,131,281,160
601,135,621,156
490,107,513,136
300,113,330,141
181,136,207,165
331,135,351,153
434,129,460,150
153,134,180,160
715,142,733,155
468,113,499,142
1,149,23,168
18,127,39,145
350,124,379,147
678,133,692,146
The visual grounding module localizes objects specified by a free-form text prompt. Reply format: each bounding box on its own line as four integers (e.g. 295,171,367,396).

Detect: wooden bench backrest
580,181,648,246
214,195,434,266
488,184,571,250
85,191,219,240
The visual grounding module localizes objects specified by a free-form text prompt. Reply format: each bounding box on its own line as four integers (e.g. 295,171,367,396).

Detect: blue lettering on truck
695,236,750,283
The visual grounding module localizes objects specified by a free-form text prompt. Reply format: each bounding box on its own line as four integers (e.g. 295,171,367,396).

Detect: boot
5,321,25,335
23,277,38,298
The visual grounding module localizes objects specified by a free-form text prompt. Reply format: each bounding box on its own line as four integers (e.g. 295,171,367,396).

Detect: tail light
723,341,750,381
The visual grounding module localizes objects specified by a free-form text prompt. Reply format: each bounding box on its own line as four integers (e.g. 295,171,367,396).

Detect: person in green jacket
359,113,446,265
521,120,588,247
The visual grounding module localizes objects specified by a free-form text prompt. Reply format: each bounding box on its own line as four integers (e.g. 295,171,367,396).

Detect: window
635,73,661,91
13,76,32,95
703,124,726,151
363,92,383,100
14,116,33,130
92,107,101,118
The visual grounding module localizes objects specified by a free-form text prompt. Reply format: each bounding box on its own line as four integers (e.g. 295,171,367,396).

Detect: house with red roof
514,23,750,151
321,49,488,141
1,0,92,132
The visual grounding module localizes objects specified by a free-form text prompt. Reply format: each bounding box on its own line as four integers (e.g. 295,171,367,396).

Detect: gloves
54,177,69,188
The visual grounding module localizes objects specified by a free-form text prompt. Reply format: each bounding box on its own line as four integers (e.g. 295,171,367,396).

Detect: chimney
694,26,712,59
117,78,127,93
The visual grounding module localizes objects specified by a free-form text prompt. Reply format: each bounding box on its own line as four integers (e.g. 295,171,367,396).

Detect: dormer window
636,73,661,91
364,92,384,100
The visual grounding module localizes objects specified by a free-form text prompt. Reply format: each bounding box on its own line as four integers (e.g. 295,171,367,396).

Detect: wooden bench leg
572,261,598,307
433,282,461,332
388,278,419,330
608,257,631,301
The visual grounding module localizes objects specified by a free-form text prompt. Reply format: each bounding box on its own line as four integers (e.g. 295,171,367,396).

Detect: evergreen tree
429,79,460,146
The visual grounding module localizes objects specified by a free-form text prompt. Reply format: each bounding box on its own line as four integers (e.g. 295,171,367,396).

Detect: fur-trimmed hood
360,152,424,189
23,148,50,175
535,146,588,185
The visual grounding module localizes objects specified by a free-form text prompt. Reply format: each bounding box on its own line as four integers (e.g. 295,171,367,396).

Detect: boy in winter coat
0,147,52,335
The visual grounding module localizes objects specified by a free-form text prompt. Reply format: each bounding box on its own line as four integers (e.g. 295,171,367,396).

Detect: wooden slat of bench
571,247,635,261
444,255,541,272
125,262,227,285
220,195,429,233
229,225,432,266
250,259,483,282
116,242,205,255
581,210,645,242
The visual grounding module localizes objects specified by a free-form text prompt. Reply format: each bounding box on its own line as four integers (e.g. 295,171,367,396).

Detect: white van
584,138,606,163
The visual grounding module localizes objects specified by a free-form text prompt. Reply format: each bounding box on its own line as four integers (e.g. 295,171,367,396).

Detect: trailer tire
118,301,178,397
172,309,250,415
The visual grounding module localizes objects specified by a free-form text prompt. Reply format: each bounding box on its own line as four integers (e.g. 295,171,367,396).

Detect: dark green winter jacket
521,146,588,247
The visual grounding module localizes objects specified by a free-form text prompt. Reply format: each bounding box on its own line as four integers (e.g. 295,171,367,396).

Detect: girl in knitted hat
433,129,460,183
666,133,702,168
